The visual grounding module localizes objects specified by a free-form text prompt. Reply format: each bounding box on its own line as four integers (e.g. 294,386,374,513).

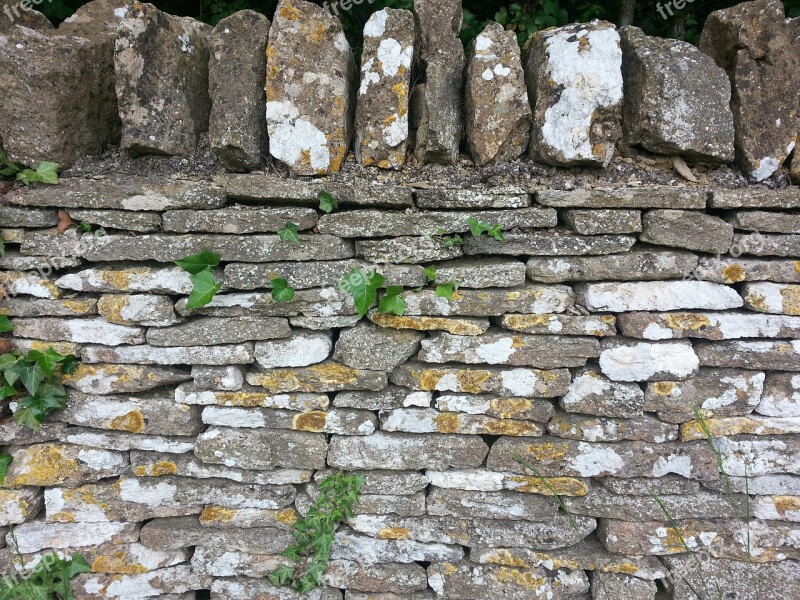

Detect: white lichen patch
568,442,624,476
600,341,699,382
266,101,331,172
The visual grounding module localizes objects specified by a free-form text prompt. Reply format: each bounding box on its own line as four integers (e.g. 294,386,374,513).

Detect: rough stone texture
537,187,707,209
334,323,423,372
411,0,464,165
592,572,656,600
61,363,190,394
564,209,641,235
617,311,800,340
265,0,355,175
466,232,636,257
743,282,800,315
98,294,179,327
560,368,644,417
758,373,800,417
695,257,800,284
147,316,290,346
115,3,211,157
208,10,270,171
710,187,800,209
81,343,254,366
501,313,617,337
525,21,622,166
733,232,800,257
620,26,734,162
0,0,52,31
696,340,800,371
700,0,800,180
600,338,699,382
415,187,529,209
2,444,127,488
380,408,542,437
726,210,800,233
640,209,734,254
355,8,414,170
10,317,144,346
163,206,318,233
465,22,531,165
527,249,698,283
578,281,743,312
399,286,573,317
194,427,326,470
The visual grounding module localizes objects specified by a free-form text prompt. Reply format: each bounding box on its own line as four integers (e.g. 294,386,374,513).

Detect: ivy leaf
271,277,295,303
14,406,42,430
424,265,437,282
339,268,385,318
278,222,300,243
268,565,296,588
185,268,222,310
467,216,487,237
436,281,460,301
17,161,60,186
318,190,339,213
378,286,406,316
0,235,5,258
15,360,45,397
0,315,12,333
488,224,505,241
0,453,11,484
175,248,221,275
28,348,70,378
64,554,91,579
441,234,463,248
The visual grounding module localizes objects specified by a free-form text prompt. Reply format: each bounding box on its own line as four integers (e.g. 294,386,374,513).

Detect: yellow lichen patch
651,381,677,396
667,313,712,332
795,261,800,274
133,460,178,477
200,506,236,525
5,445,79,487
61,299,97,315
304,22,327,44
511,336,524,349
524,442,568,462
439,562,458,576
293,411,329,432
413,368,447,391
99,269,149,291
383,114,397,127
278,1,302,20
328,143,348,173
505,291,522,301
722,264,747,283
681,417,787,441
484,419,539,437
455,370,492,394
772,496,800,515
746,292,768,312
218,391,275,407
504,314,551,329
490,398,533,419
378,527,410,540
780,286,800,315
309,363,360,385
18,340,78,355
91,552,148,575
108,410,145,434
540,371,558,383
377,159,390,169
481,549,530,569
601,562,640,575
369,313,486,336
50,511,77,523
434,412,461,433
492,567,546,590
509,476,589,497
97,295,132,325
277,508,299,525
660,527,694,553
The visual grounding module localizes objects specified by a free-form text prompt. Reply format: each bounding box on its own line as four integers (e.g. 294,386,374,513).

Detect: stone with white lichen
599,338,700,382
525,20,622,167
757,373,800,417
617,311,800,340
577,281,743,312
430,562,589,599
355,8,415,169
265,0,355,175
742,282,800,315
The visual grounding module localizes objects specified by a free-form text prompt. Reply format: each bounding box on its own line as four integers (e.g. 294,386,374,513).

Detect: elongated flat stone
501,314,617,337
758,373,800,417
732,232,800,257
98,294,179,327
247,362,387,393
0,271,62,299
73,566,211,599
56,266,194,294
332,529,464,565
333,387,431,411
0,206,58,227
194,427,327,470
401,286,574,317
328,432,487,471
1,443,128,488
600,339,699,382
710,188,800,209
694,257,800,284
357,236,463,263
191,546,287,578
68,209,162,232
0,298,96,318
527,249,699,283
641,209,733,254
415,187,530,209
81,343,254,365
465,232,636,256
7,521,139,554
325,559,426,593
618,311,800,340
147,316,290,347
743,282,800,315
174,288,356,318
681,415,800,441
564,209,642,235
726,210,800,233
435,395,555,423
176,383,329,411
58,428,195,454
548,413,678,443
391,363,571,397
560,368,644,418
578,281,743,311
715,436,800,477
537,187,706,209
162,207,318,233
426,469,589,497
11,317,143,346
695,340,800,371
0,252,83,273
379,408,542,437
368,312,490,336
62,363,190,394
140,516,291,553
428,487,554,521
429,258,526,289
210,578,341,599
202,407,376,436
254,331,332,368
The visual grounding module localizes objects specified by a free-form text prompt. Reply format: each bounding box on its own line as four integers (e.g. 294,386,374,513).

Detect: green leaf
185,268,222,310
488,224,505,241
467,216,487,237
424,265,437,282
64,554,91,579
441,234,463,249
0,236,5,258
0,453,12,484
15,361,45,397
318,190,339,213
271,277,295,303
17,161,60,185
14,406,43,430
28,347,70,377
378,286,406,316
175,248,221,275
0,315,12,333
278,222,300,243
339,269,385,318
78,221,94,233
268,565,296,587
436,281,460,301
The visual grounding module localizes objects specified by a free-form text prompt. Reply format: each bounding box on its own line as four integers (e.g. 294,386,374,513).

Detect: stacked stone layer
1,177,799,598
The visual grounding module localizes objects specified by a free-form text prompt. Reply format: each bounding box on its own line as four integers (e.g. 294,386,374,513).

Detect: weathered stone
115,3,211,156
710,187,800,209
313,470,428,497
191,546,288,578
758,373,800,417
0,206,58,227
536,249,696,283
9,176,225,210
548,413,677,443
368,312,490,336
525,21,622,166
645,369,765,423
98,294,179,327
0,252,83,273
682,415,800,441
751,496,800,521
176,383,328,411
147,316,290,348
174,288,356,319
254,331,332,368
224,260,424,291
415,187,530,209
290,316,361,330
620,26,734,162
411,0,464,165
715,436,800,476
592,572,656,600
694,257,800,284
0,488,43,526
465,22,531,165
10,340,78,358
328,432,487,471
419,331,598,369
401,286,574,317
349,513,595,549
58,428,195,454
427,488,555,521
0,271,62,299
194,427,327,470
208,10,270,171
7,520,139,554
73,566,211,599
501,314,617,337
436,395,555,423
0,421,68,445
10,317,143,346
164,207,319,234
600,339,699,382
488,437,716,479
695,340,800,370
391,363,571,397
247,362,387,393
561,368,644,418
0,0,52,31
427,258,526,289
578,281,743,312
355,8,414,170
599,475,699,496
431,562,589,599
537,187,706,209
56,266,194,294
68,208,162,232
333,387,430,411
704,474,800,496
640,209,733,254
333,529,463,565
62,363,190,394
733,232,800,256
1,443,127,488
618,311,800,340
379,408,542,437
334,323,423,372
191,366,244,391
726,210,800,233
700,0,800,180
202,406,376,436
325,560,426,593
266,0,354,175
564,209,641,235
357,236,462,263
426,469,589,497
743,282,800,316
81,343,254,365
466,232,636,256
210,578,341,599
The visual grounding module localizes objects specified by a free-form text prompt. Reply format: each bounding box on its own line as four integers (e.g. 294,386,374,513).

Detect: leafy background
38,0,800,51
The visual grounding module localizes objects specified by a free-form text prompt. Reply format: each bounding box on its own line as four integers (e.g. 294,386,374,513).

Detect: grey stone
592,572,656,600
620,26,734,162
0,488,42,527
743,282,800,315
465,232,636,256
715,435,800,476
599,475,700,496
202,407,376,436
640,209,734,254
334,322,423,372
266,0,355,175
211,578,341,599
62,363,190,394
525,21,622,166
333,386,431,411
162,206,318,233
0,0,52,31
757,372,800,417
726,210,800,233
578,281,743,312
140,516,292,553
332,529,463,565
695,340,800,371
428,258,526,288
115,3,211,156
427,488,555,521
548,413,678,443
0,253,83,273
68,209,162,232
208,10,270,171
290,316,361,331
97,294,179,327
176,384,328,412
9,317,144,346
435,395,555,423
325,560,426,594
368,312,490,336
357,236,463,263
174,288,356,319
0,206,58,227
81,343,254,366
379,408,542,437
147,316,291,346
355,8,414,170
195,427,327,470
2,443,128,488
560,368,644,418
600,338,699,382
732,232,800,256
564,209,641,235
58,428,195,454
192,365,244,391
710,187,800,209
7,520,139,554
465,22,531,165
247,362,387,393
191,546,288,578
254,331,332,368
411,0,464,165
501,314,617,337
55,266,192,294
401,285,574,317
415,187,530,209
694,257,800,284
537,187,706,208
74,567,210,599
313,469,429,495
617,311,800,340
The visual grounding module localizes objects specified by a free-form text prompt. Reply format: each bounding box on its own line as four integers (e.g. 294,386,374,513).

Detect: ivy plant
0,550,90,600
278,222,300,243
0,317,11,333
467,216,504,241
435,228,464,249
339,269,385,318
0,236,5,258
422,265,460,301
175,249,222,310
318,190,339,214
0,453,11,485
269,472,364,594
378,286,406,316
0,149,59,186
0,348,77,430
270,277,295,303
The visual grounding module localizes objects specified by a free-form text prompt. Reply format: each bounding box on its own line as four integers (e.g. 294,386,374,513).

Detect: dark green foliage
176,249,223,310
0,550,90,600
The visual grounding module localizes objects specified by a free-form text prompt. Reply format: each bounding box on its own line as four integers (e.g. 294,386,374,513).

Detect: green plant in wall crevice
0,149,60,186
175,248,222,310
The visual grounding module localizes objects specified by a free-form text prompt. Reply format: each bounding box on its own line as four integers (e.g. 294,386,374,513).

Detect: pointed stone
62,363,190,394
334,322,423,372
